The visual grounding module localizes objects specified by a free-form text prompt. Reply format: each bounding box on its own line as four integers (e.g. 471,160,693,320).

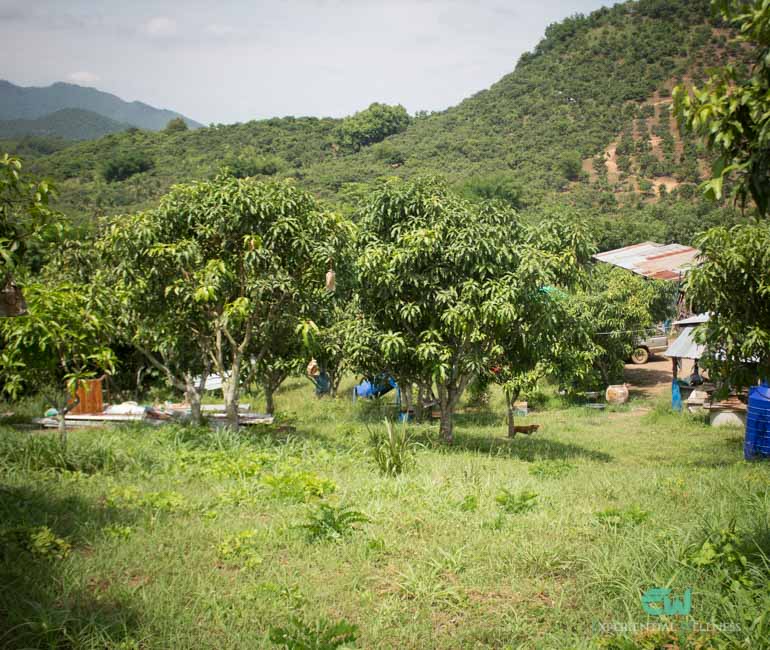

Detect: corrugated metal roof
664,326,705,360
673,313,710,327
593,242,700,280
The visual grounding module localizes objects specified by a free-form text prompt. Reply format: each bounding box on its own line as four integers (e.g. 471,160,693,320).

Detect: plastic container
606,384,629,405
745,384,770,460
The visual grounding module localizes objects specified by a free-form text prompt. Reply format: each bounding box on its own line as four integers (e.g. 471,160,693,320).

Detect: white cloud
67,70,99,85
142,16,177,38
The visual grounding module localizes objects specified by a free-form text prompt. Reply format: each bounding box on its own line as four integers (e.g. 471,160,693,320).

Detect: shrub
164,117,189,133
462,172,524,209
102,152,153,182
225,155,284,178
373,143,406,165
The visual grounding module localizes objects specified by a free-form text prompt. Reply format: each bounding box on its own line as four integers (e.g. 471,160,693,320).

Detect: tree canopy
674,0,770,214
98,175,351,425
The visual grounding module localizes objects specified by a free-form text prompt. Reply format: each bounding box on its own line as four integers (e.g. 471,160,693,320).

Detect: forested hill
0,81,202,131
4,0,745,245
0,108,132,141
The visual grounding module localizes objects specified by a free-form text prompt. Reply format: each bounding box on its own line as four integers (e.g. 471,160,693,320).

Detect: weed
262,471,337,501
299,504,370,542
0,525,71,560
103,524,133,540
394,563,466,609
178,449,274,479
458,494,478,512
495,489,538,514
529,460,575,479
106,486,188,512
595,505,649,528
368,418,415,476
217,530,264,569
269,615,358,649
687,520,770,592
244,582,305,609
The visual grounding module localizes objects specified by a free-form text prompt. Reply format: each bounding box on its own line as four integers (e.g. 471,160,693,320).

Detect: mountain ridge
0,80,202,133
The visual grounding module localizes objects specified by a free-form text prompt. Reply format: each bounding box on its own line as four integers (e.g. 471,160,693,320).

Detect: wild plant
299,503,370,542
268,615,358,649
368,418,415,477
495,489,538,514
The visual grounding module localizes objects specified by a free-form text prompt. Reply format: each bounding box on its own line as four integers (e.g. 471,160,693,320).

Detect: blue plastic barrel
745,383,770,460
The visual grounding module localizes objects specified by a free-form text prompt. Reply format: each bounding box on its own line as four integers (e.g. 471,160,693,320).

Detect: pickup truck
631,331,669,364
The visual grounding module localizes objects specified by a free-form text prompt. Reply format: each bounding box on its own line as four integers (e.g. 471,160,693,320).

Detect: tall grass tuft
368,418,415,477
0,431,141,474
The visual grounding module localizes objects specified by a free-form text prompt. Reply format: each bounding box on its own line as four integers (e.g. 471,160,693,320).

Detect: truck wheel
631,347,650,365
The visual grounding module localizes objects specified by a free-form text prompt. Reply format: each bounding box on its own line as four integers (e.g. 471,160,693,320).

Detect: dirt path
623,357,697,399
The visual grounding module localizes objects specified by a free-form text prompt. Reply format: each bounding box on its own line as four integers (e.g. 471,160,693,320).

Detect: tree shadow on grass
688,432,747,468
415,430,613,463
452,410,502,427
0,483,141,649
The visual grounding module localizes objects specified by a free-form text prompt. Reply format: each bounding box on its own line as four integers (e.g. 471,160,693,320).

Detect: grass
1,376,768,648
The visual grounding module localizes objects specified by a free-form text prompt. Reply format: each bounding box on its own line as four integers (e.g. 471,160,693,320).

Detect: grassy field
1,376,768,649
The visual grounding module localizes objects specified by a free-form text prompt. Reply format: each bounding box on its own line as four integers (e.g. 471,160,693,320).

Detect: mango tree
0,281,115,442
674,1,770,388
1,153,58,315
685,224,770,388
99,175,350,427
674,0,770,215
556,264,676,390
355,177,559,442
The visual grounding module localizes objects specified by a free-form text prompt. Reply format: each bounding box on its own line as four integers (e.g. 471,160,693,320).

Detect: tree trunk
506,388,521,438
184,374,204,425
57,388,80,449
415,381,434,423
402,382,413,417
58,413,67,447
223,376,239,428
437,384,455,443
188,388,203,425
328,363,343,398
264,381,275,415
438,400,454,443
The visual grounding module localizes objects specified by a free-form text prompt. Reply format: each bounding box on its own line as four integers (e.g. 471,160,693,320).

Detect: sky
0,0,613,125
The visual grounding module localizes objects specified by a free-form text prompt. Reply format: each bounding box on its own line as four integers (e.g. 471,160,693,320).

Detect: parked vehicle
631,329,669,364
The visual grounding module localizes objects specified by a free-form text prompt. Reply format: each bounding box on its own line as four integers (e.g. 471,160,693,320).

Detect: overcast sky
0,0,613,125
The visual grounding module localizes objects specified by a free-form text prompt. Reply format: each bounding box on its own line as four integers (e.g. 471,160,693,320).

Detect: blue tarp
354,375,397,399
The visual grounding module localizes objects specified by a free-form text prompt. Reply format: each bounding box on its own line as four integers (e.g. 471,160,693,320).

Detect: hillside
0,81,202,132
0,108,131,140
7,0,746,244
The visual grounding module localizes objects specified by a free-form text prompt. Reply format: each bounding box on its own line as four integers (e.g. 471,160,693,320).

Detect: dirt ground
623,355,697,399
